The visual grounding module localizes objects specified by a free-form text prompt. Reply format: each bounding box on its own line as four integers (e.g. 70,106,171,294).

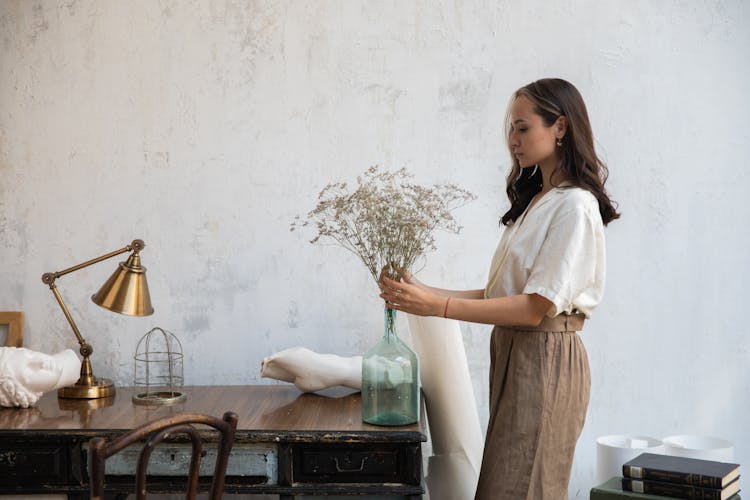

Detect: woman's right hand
379,264,419,287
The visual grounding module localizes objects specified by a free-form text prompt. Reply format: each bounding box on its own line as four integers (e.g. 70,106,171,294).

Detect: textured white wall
1,1,748,497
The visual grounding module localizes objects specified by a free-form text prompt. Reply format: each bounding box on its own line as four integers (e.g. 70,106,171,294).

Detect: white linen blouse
484,184,606,319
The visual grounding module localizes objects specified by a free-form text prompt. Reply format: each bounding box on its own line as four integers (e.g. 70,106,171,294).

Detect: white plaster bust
0,347,81,408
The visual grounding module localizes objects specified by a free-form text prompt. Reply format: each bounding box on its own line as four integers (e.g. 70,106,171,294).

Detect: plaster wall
1,1,748,497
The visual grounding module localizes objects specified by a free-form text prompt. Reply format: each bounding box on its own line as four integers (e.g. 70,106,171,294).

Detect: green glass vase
361,307,419,426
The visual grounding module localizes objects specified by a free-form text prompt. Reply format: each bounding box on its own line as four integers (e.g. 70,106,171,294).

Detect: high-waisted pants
474,314,590,500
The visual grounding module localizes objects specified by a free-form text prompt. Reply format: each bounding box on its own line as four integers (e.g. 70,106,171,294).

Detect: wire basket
132,327,186,406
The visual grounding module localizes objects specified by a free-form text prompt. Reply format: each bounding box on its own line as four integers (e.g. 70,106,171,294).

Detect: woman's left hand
379,275,445,317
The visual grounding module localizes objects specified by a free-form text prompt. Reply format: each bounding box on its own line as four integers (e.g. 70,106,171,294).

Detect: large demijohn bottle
361,307,419,426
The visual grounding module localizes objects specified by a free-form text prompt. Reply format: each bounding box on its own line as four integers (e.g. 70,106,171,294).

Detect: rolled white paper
426,453,479,500
406,314,484,500
595,435,664,485
662,435,735,462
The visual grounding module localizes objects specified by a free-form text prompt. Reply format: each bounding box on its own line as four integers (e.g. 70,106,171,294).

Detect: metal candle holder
132,327,186,406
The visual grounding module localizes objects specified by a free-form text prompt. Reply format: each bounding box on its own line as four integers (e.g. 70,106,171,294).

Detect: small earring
556,138,563,147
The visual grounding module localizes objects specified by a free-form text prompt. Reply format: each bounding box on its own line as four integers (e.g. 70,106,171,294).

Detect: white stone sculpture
260,316,483,500
260,346,362,393
0,347,81,408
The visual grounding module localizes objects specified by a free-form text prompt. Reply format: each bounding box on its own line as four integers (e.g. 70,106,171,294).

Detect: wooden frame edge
0,311,24,347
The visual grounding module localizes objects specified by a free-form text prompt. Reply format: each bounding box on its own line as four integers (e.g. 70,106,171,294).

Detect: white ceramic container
595,434,665,485
662,435,735,462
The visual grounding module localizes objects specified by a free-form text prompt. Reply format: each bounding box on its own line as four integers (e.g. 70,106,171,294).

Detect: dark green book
591,477,683,499
623,453,740,489
623,476,740,499
590,477,742,500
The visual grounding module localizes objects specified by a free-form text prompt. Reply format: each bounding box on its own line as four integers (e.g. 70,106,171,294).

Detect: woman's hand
378,264,418,284
379,275,445,317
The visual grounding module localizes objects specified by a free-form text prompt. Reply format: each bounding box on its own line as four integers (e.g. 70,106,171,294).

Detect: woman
379,78,619,499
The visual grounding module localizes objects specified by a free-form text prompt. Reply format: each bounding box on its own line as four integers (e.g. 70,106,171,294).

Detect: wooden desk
0,385,426,498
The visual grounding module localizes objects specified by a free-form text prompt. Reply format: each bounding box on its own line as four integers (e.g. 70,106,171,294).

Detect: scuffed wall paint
1,1,748,497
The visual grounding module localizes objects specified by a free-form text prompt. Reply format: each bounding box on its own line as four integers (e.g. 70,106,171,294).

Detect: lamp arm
42,239,145,283
47,284,88,349
41,239,146,349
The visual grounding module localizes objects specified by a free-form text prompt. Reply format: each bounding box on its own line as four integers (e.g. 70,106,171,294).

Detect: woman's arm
420,286,485,300
379,276,552,327
407,275,485,300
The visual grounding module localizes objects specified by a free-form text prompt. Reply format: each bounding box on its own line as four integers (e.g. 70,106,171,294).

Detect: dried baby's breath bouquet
291,166,475,284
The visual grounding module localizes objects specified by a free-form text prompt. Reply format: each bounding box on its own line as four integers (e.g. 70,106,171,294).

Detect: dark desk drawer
102,442,277,483
0,438,70,485
290,443,421,485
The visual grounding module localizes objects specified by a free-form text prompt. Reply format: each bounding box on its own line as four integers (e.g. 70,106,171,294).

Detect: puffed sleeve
522,199,605,318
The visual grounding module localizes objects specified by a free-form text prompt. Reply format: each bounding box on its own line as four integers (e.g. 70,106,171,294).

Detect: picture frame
0,311,24,347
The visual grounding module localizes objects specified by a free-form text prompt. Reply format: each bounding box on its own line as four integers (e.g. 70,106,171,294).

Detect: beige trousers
474,314,590,500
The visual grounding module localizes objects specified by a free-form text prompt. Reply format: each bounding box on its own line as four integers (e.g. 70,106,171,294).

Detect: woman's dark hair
501,78,620,226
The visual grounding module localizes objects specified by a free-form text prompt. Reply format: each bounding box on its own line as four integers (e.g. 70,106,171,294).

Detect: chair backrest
89,411,238,500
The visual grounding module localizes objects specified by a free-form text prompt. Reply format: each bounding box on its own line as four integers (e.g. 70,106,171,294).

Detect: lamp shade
92,253,154,316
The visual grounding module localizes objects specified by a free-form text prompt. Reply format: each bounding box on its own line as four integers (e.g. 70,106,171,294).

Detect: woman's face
508,95,559,169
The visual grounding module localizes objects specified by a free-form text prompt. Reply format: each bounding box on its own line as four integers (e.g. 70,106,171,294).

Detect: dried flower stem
291,166,475,288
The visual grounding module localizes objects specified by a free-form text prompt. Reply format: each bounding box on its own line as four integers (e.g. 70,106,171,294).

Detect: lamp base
58,378,116,399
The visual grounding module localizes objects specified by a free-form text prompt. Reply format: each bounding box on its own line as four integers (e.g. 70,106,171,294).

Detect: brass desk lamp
42,239,154,399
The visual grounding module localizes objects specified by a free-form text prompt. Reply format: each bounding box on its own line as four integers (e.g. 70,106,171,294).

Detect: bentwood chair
88,411,238,500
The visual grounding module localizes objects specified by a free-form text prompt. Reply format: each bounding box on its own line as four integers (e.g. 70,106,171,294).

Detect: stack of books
622,453,740,499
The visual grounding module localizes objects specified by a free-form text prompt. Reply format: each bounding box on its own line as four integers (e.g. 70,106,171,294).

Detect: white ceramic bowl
662,435,735,462
595,435,664,485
